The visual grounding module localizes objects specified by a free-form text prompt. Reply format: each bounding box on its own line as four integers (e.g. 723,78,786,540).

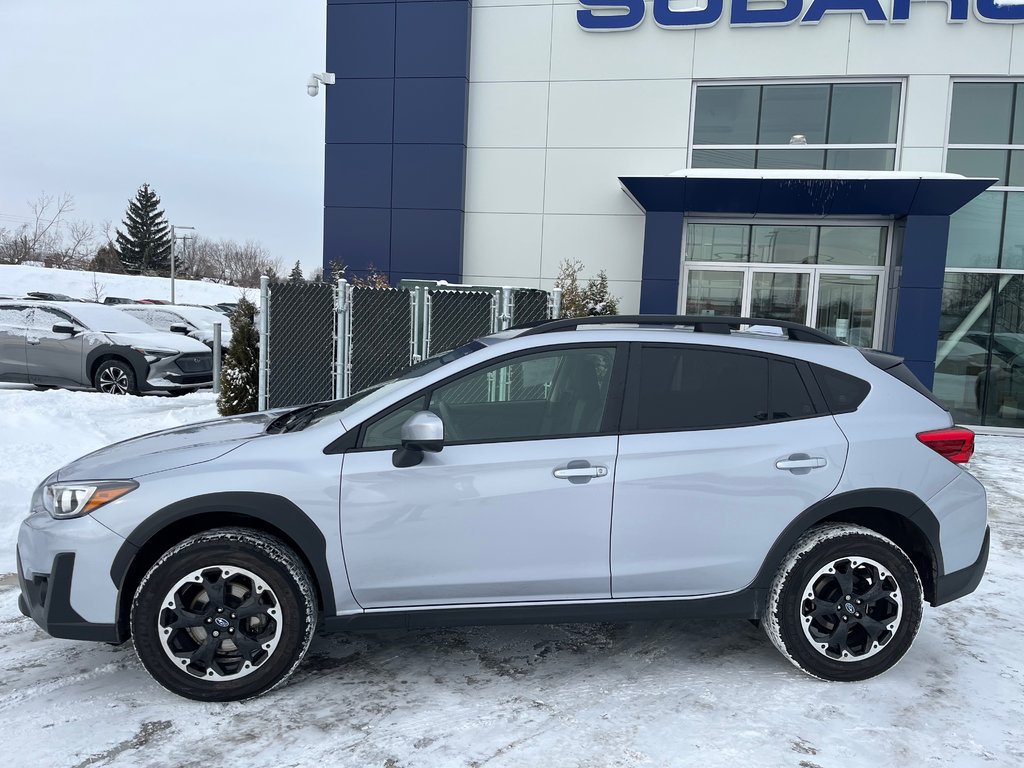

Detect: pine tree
288,260,304,282
115,183,172,275
554,259,619,317
580,270,619,316
217,296,260,416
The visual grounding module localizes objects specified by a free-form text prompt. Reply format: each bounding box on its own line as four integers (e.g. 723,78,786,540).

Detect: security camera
306,72,336,98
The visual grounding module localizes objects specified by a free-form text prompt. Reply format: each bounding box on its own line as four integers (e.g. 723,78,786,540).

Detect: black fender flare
749,488,943,591
109,492,337,618
86,345,149,388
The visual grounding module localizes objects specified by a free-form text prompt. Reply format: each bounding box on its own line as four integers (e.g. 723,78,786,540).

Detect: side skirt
321,589,765,632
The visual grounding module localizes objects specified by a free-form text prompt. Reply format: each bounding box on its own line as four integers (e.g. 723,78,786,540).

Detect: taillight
917,427,975,464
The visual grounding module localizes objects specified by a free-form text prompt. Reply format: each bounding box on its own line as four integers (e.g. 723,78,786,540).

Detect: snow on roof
664,168,987,181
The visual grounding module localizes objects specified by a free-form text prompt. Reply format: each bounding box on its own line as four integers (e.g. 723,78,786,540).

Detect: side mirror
169,323,190,335
392,411,444,468
51,323,78,336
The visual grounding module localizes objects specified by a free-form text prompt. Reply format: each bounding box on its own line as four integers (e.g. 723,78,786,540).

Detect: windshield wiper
266,402,333,434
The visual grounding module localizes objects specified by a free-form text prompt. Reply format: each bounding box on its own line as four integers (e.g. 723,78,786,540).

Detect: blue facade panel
394,78,468,145
325,79,394,145
391,209,463,276
324,143,393,209
324,0,470,281
395,1,471,78
323,207,393,272
325,3,396,79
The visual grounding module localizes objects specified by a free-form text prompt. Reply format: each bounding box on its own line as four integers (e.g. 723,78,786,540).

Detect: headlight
132,347,177,363
43,480,139,519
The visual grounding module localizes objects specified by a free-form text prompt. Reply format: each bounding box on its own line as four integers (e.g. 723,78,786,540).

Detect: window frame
619,342,827,436
689,78,906,172
351,342,631,451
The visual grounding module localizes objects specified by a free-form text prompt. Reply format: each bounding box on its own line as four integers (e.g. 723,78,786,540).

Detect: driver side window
429,347,616,443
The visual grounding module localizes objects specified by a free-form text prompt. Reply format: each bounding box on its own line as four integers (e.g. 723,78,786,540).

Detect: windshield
171,306,233,331
280,340,488,432
60,303,158,334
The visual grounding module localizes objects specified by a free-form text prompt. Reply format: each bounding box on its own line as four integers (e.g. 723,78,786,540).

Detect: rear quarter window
810,364,871,414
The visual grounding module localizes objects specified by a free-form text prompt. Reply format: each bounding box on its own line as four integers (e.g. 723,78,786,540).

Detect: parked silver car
16,315,989,701
113,304,233,351
0,300,214,395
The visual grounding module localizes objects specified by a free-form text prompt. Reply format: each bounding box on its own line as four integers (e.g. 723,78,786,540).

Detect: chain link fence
263,281,337,409
259,279,560,409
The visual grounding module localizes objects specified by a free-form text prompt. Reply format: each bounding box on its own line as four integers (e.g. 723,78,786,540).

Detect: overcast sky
0,0,327,275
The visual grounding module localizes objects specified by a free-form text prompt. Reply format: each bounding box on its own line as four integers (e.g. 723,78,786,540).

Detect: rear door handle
553,460,608,484
775,454,827,474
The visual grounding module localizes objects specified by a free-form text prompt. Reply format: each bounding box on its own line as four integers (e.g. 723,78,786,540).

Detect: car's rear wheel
94,359,138,396
764,523,923,681
131,528,317,701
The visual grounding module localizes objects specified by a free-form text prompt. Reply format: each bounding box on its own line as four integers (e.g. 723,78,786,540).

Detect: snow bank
0,264,250,305
0,387,219,565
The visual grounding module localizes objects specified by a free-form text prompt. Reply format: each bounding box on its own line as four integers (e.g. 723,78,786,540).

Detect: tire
764,523,924,682
94,358,138,396
131,528,318,701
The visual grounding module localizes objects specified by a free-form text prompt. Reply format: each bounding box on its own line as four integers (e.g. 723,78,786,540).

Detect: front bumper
932,525,990,607
17,550,125,642
141,351,213,392
16,512,131,643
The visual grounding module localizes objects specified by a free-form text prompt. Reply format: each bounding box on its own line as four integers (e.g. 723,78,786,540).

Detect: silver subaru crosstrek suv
0,300,213,395
16,315,989,701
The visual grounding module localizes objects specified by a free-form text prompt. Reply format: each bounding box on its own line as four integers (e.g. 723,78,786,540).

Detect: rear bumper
932,526,990,607
17,549,126,643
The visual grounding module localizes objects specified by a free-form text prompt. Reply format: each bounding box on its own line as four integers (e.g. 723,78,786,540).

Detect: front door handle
776,453,827,474
27,338,40,345
553,460,608,484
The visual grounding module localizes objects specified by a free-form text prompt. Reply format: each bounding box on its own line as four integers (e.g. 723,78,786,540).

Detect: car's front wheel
93,359,138,396
131,528,317,701
764,523,924,681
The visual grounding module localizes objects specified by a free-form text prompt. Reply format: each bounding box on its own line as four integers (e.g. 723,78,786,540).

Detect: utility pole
169,224,196,303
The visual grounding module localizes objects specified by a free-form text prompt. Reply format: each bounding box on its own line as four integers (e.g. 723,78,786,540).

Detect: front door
0,306,30,383
340,344,624,608
25,306,85,386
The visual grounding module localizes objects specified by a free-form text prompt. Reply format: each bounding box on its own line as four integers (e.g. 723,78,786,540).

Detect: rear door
611,343,848,598
0,305,30,382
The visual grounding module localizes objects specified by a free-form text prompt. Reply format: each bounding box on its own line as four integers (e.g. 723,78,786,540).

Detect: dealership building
322,0,1024,429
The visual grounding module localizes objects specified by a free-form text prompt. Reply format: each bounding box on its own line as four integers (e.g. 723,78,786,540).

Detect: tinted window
27,307,71,330
636,347,768,430
771,361,816,420
429,347,616,443
811,364,870,413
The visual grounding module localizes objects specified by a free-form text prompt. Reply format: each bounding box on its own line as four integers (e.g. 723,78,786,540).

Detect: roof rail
516,315,844,345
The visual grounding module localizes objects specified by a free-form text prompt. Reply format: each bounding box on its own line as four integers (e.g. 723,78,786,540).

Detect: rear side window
810,364,871,413
636,347,769,430
771,360,816,420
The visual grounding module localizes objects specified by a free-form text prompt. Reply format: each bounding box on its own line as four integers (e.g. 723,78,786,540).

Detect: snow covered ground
0,387,1021,767
0,264,248,305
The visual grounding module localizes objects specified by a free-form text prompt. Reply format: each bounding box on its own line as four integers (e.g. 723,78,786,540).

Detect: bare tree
0,193,89,266
182,236,283,288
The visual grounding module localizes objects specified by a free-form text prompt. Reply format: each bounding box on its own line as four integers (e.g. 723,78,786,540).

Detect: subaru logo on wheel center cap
845,603,856,614
214,617,230,628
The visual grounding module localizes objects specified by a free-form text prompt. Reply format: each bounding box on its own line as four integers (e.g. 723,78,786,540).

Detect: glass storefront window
692,86,760,145
750,226,817,264
817,227,887,266
751,272,810,324
756,149,826,170
936,274,1024,428
949,82,1015,145
691,82,900,171
946,192,1003,269
684,224,749,262
758,84,830,144
685,270,744,316
816,274,879,347
1001,194,1024,270
946,149,1009,186
827,83,900,144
